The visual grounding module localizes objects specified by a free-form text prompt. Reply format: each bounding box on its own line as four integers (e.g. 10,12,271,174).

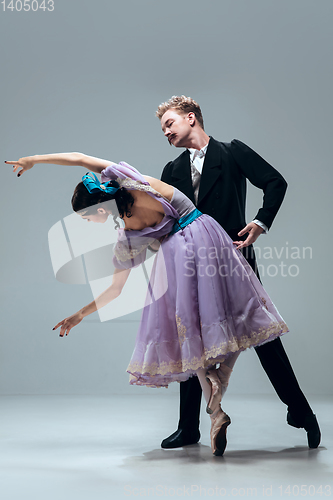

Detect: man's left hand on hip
233,222,264,250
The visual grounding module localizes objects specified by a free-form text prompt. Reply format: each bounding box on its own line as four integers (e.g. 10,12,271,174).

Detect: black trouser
177,244,313,431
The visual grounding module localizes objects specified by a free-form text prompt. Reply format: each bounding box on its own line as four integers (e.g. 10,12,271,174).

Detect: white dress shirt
187,144,268,234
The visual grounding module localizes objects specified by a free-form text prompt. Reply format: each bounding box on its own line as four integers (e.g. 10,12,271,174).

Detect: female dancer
7,152,288,455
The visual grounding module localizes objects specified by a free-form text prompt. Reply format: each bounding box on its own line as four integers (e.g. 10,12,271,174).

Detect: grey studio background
0,0,332,398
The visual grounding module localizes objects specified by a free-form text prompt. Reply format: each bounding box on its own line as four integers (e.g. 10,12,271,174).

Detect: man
156,95,320,450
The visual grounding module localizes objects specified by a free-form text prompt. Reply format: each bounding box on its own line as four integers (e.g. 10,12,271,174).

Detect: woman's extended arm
53,267,131,337
142,175,174,201
6,152,116,177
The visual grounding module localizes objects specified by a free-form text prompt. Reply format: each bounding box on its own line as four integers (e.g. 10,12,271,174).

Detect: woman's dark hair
71,179,135,228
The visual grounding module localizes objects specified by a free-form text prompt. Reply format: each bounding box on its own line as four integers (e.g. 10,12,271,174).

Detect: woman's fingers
54,318,75,337
59,323,69,337
5,158,34,176
60,326,69,337
54,313,82,337
54,320,67,336
53,321,63,330
5,160,24,177
5,161,19,172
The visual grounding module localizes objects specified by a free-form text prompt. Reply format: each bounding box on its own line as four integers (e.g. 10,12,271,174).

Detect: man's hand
233,222,264,250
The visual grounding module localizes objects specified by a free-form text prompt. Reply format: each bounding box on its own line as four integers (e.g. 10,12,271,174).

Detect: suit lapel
197,137,223,205
168,137,225,206
169,150,195,203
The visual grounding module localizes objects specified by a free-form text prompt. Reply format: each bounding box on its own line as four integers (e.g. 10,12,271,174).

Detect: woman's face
80,207,110,223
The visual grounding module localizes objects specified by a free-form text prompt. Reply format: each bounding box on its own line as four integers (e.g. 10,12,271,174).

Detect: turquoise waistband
170,208,203,235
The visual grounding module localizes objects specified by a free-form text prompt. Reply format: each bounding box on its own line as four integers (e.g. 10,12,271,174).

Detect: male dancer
156,95,320,450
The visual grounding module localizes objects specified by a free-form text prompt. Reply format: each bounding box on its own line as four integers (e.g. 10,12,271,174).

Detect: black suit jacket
161,137,287,242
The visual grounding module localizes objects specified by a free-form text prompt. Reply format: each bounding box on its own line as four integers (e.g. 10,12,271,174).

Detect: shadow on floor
122,443,326,466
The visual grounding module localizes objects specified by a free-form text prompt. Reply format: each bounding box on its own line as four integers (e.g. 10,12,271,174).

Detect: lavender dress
101,162,288,388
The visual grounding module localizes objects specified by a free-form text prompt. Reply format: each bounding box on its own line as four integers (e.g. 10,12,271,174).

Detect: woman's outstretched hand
5,157,35,177
53,311,84,337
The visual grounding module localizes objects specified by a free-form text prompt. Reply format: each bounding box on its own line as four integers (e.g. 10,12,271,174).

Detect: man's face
160,109,194,148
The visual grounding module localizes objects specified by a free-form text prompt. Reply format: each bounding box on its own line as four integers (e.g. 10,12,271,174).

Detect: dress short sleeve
101,161,149,185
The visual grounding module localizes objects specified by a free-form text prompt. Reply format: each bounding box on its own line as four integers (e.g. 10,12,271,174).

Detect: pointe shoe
210,406,231,456
205,368,222,414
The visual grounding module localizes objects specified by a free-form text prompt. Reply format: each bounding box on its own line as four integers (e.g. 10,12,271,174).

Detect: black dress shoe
161,428,200,449
287,411,321,449
304,414,321,449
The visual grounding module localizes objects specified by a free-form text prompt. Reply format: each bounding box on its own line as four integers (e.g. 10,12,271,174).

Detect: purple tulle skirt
127,214,288,388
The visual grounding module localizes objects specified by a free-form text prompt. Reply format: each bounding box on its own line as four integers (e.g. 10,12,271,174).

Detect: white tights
196,352,241,405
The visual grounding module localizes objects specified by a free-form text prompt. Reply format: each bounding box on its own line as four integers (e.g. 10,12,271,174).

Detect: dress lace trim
176,314,187,347
127,320,288,386
114,241,152,262
117,177,171,203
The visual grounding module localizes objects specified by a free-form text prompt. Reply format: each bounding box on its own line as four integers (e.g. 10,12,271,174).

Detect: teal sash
170,208,203,235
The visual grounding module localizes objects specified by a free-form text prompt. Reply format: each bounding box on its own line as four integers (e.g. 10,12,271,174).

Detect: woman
7,152,288,455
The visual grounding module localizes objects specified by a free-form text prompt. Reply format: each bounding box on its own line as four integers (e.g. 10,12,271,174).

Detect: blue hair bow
82,172,119,195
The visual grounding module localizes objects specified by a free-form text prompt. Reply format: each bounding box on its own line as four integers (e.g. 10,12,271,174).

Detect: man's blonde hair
156,95,204,129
